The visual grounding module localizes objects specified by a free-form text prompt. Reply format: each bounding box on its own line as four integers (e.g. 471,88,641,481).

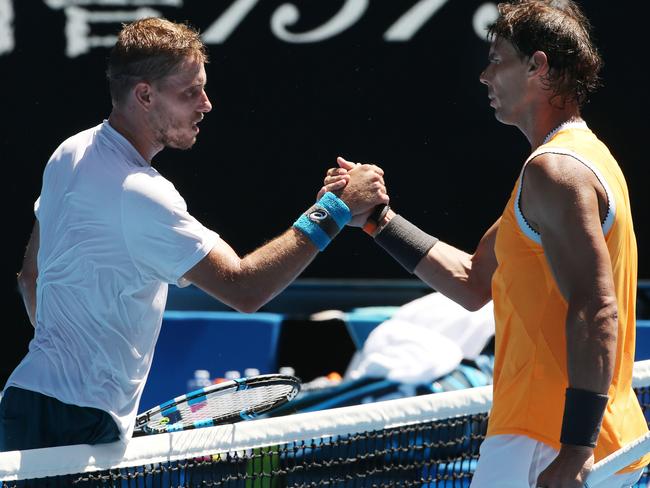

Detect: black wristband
374,214,439,273
560,387,609,448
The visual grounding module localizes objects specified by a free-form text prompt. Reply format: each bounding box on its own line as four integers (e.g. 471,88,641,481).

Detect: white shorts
470,434,644,488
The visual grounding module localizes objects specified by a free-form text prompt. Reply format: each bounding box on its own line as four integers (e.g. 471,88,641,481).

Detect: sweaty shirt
5,121,219,440
488,122,649,472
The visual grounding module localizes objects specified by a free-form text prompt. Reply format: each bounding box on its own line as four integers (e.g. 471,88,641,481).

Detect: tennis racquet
134,374,301,435
584,431,650,487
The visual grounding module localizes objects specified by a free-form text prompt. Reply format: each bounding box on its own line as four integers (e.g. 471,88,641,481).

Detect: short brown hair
107,18,208,105
488,0,602,106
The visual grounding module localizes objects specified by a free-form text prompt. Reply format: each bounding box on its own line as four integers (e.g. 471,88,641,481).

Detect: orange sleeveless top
488,124,650,472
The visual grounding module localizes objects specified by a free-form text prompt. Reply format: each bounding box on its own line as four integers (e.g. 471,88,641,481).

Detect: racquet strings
143,381,297,432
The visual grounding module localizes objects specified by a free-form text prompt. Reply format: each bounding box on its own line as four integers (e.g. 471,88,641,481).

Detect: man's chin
493,111,514,126
165,137,197,151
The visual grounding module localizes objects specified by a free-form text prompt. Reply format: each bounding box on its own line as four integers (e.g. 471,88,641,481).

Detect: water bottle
279,366,295,377
244,367,260,378
187,369,211,392
224,370,241,381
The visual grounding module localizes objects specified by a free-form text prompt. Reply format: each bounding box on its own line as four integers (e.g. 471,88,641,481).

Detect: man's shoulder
122,170,184,211
526,151,598,188
123,168,172,193
48,123,104,163
59,123,103,149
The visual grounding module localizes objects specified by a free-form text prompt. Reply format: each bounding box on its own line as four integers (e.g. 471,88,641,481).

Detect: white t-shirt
5,121,219,440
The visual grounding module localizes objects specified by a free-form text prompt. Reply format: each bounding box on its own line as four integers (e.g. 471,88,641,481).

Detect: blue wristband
293,214,332,251
318,192,352,228
293,193,351,251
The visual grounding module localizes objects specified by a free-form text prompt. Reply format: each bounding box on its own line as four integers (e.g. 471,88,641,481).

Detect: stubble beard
158,126,196,151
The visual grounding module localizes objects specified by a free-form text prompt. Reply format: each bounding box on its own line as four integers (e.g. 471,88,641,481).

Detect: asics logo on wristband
308,209,329,222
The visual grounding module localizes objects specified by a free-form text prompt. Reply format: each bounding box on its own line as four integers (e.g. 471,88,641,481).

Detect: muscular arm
183,228,318,313
413,217,499,311
525,153,617,486
522,153,617,395
17,220,39,327
184,164,389,313
323,158,498,311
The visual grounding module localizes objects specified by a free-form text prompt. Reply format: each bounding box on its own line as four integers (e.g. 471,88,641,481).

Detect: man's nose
200,90,212,113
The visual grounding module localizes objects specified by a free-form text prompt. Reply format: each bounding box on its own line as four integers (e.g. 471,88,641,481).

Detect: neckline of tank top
542,119,589,146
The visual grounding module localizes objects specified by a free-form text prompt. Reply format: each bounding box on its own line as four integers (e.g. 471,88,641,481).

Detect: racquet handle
363,204,390,236
584,431,650,487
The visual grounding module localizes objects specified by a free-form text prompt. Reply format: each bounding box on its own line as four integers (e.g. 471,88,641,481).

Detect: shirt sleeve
121,171,219,287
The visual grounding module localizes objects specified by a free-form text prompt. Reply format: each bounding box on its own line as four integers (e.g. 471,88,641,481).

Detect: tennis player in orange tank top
489,125,650,474
321,1,650,486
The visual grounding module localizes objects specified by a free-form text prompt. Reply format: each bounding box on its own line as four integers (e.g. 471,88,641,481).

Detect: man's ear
133,82,153,110
529,50,550,78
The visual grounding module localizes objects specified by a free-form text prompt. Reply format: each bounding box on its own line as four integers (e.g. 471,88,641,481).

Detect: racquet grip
363,204,390,236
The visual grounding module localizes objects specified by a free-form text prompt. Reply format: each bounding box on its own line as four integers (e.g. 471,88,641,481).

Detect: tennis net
1,360,650,487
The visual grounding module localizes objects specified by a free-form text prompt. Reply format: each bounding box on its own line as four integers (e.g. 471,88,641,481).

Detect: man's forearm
235,228,320,311
565,298,618,393
414,241,494,311
370,210,497,311
559,298,617,450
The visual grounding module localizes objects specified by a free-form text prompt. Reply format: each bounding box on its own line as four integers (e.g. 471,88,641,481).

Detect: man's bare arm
523,153,617,395
526,153,617,487
322,158,498,312
184,164,389,313
183,228,318,313
414,217,499,311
